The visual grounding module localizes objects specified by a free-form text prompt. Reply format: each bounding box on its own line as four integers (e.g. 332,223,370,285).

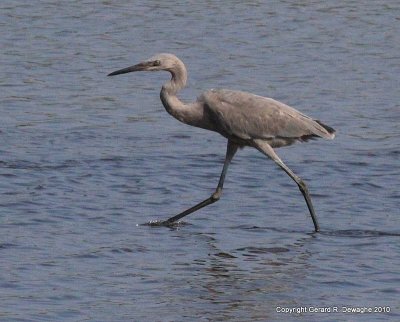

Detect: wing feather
200,89,334,142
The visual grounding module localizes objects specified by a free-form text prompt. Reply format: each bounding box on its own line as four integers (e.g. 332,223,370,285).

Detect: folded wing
200,89,334,147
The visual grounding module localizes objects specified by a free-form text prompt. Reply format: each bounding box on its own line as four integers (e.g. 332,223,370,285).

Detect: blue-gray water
1,1,399,321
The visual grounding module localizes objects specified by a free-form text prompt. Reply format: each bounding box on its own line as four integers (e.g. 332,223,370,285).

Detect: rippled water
1,1,399,321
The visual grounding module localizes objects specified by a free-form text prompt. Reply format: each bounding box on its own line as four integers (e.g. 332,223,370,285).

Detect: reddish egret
108,53,335,232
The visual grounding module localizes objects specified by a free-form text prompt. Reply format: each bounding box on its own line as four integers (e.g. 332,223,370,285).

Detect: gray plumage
108,53,335,232
199,89,334,147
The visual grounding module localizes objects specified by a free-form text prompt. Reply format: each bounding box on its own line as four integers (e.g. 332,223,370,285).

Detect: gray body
108,53,335,232
193,89,333,147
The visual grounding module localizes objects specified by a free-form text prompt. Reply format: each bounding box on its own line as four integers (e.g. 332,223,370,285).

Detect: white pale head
108,53,184,75
145,53,183,71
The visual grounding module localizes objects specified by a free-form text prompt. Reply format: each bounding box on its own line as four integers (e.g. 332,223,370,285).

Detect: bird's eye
153,60,161,66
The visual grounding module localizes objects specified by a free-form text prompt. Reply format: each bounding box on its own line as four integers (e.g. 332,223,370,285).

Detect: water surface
1,1,399,321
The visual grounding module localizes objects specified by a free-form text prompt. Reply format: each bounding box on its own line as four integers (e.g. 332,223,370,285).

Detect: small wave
237,246,289,254
321,229,400,238
0,243,18,250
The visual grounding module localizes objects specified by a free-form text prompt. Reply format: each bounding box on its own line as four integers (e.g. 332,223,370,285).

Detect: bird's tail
314,120,336,139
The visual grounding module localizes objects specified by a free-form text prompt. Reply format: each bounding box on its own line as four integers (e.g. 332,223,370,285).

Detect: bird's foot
143,219,186,228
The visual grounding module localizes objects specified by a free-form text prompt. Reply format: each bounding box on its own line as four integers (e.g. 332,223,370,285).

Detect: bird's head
108,53,182,76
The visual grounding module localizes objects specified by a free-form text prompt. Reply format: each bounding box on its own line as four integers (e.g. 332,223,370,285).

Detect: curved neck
160,62,188,117
159,61,213,131
162,62,187,95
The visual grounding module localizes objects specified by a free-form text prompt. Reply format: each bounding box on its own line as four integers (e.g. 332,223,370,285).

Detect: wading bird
108,53,335,232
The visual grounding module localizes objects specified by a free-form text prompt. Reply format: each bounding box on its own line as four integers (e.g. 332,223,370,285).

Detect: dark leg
253,139,320,232
161,140,238,225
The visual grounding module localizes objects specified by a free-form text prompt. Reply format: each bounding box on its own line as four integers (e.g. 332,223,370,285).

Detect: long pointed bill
107,62,150,76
